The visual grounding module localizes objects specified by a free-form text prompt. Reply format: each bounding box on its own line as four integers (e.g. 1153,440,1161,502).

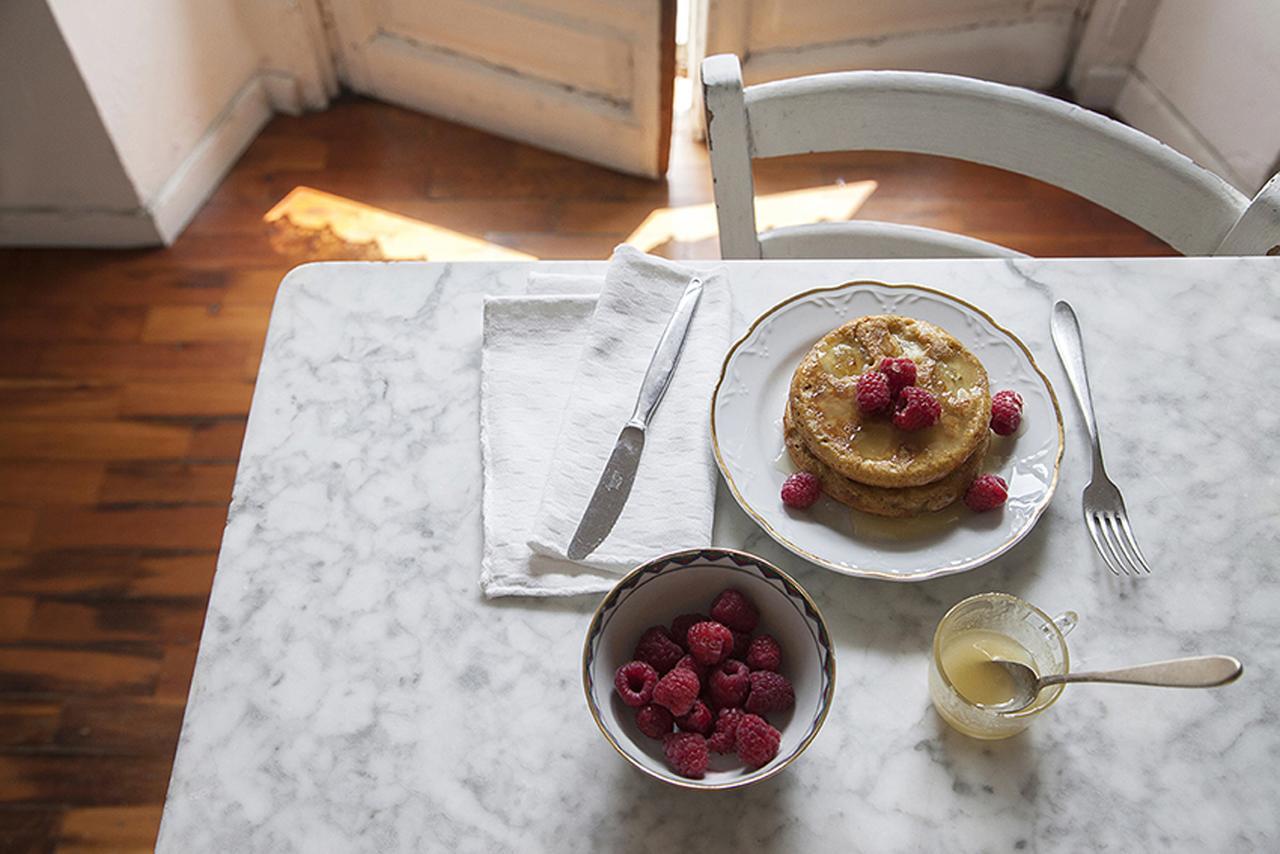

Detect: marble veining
158,258,1280,853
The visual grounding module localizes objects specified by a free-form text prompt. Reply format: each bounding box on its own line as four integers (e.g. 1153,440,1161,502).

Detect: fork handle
1040,655,1243,690
1050,300,1104,469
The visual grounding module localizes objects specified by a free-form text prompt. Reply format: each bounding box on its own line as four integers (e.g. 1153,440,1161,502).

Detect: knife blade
566,276,704,561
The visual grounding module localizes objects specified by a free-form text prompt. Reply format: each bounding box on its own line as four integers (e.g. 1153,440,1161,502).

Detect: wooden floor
0,95,1171,853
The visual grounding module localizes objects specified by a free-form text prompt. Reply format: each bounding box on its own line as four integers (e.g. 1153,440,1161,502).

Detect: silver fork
1050,300,1152,576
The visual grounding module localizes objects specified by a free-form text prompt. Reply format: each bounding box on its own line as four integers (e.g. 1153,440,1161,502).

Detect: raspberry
673,653,708,681
633,626,684,674
735,714,781,769
710,589,759,633
670,613,709,649
745,635,782,672
990,389,1024,436
744,670,795,714
965,474,1008,512
613,660,657,707
677,699,714,735
686,621,735,666
731,630,752,661
707,707,745,754
892,385,941,431
663,732,709,779
855,371,892,414
709,659,751,709
635,703,674,739
878,357,918,397
780,472,821,509
652,667,700,716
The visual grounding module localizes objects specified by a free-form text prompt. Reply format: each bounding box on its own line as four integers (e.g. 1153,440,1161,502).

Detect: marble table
157,257,1280,853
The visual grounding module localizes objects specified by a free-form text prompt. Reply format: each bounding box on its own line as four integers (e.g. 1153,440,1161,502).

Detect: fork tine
1115,514,1153,574
1100,513,1143,577
1085,512,1123,576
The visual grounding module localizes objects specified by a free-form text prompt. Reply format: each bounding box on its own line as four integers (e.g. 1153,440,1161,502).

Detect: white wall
47,0,273,243
1114,0,1280,194
0,0,158,244
1,0,336,247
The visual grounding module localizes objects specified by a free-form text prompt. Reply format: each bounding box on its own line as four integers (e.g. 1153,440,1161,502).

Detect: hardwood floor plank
187,419,248,460
0,382,121,420
0,598,36,640
56,805,163,853
0,647,160,695
0,552,218,598
98,462,236,504
31,507,228,550
0,506,38,550
0,306,147,343
23,601,206,646
0,423,190,462
0,807,62,854
0,755,173,805
0,701,60,748
0,463,104,504
36,343,261,382
55,700,185,754
140,305,270,344
118,381,254,417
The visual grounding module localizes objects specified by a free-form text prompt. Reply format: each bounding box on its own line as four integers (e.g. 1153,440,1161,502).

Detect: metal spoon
979,655,1243,713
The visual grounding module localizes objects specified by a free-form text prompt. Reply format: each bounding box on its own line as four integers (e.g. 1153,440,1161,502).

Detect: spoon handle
1042,655,1242,689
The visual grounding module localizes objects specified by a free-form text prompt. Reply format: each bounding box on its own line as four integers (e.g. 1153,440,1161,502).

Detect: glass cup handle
1052,610,1079,637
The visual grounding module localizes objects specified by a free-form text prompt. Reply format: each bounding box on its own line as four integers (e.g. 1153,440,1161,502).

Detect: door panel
326,0,674,177
700,0,1088,90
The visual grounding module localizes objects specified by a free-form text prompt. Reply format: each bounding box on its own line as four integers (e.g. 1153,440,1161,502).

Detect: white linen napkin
527,246,731,572
478,248,730,597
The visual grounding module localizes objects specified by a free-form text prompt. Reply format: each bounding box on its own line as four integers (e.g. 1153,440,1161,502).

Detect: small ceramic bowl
582,548,835,789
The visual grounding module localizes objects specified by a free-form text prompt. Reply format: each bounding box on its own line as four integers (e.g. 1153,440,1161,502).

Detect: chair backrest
702,54,1275,258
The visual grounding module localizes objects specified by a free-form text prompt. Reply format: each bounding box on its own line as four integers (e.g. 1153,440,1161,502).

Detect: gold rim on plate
709,279,1066,582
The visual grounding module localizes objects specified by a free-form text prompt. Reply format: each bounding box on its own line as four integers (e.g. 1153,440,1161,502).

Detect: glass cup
928,592,1077,739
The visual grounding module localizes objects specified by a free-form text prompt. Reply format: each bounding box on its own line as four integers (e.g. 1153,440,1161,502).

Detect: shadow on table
595,755,817,853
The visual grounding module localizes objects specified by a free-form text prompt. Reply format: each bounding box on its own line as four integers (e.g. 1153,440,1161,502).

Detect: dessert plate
711,281,1064,581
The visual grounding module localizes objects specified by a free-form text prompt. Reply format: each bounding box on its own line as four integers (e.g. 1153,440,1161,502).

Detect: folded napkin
479,247,731,597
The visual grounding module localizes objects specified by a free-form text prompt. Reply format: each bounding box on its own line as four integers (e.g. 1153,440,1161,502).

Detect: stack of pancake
784,315,992,517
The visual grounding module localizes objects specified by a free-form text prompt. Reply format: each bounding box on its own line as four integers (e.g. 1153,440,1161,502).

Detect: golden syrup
818,342,865,377
850,505,962,540
940,630,1035,706
848,419,898,459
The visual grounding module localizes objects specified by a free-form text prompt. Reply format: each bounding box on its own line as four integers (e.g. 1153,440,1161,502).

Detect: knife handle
628,276,705,429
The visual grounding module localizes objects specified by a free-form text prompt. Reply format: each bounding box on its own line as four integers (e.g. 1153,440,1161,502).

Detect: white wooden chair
702,54,1280,259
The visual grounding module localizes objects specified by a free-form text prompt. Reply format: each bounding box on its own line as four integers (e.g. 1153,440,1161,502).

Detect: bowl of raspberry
582,548,835,789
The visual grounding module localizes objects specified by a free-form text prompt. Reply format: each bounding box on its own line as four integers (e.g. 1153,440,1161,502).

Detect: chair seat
758,221,1026,259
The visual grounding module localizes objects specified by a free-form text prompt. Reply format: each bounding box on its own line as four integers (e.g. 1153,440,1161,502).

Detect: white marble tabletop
157,257,1280,853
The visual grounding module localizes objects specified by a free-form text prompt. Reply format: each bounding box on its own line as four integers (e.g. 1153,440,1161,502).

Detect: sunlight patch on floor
624,181,878,253
264,187,536,261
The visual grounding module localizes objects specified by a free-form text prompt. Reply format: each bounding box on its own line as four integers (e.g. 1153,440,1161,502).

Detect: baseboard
1114,70,1245,191
0,74,274,248
0,206,161,247
148,75,274,245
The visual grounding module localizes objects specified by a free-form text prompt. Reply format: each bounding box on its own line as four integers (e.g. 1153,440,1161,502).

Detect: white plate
711,280,1064,582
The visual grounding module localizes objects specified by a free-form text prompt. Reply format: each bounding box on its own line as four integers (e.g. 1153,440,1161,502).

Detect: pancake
784,405,989,517
788,315,990,488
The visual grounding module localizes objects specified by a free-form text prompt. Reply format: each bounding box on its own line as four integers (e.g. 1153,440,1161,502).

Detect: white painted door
694,0,1091,93
324,0,675,178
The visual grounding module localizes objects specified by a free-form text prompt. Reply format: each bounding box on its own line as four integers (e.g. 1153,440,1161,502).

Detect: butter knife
566,276,705,561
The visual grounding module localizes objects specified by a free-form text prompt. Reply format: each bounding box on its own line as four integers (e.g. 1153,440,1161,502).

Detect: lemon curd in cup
939,629,1035,707
929,592,1074,739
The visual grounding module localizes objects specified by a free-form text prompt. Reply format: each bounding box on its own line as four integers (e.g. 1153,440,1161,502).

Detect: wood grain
0,94,1172,853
